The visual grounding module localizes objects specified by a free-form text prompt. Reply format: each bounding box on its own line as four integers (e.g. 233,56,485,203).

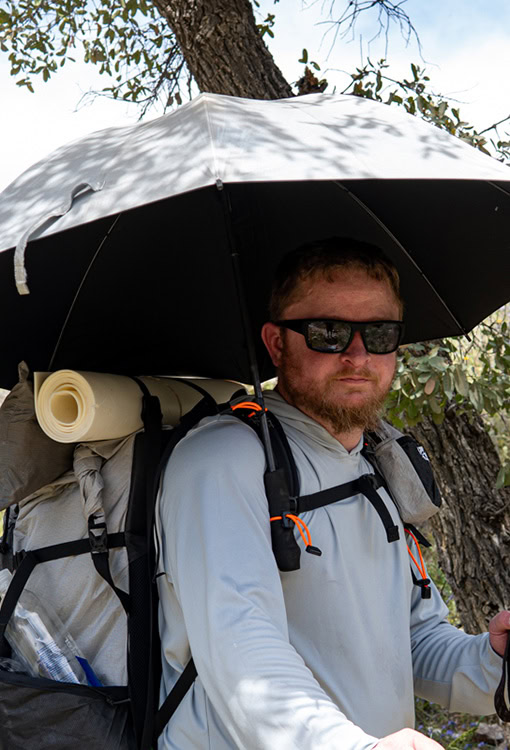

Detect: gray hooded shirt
156,390,501,749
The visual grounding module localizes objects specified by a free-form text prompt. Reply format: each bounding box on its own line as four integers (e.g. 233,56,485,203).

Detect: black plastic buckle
416,578,432,599
387,525,400,543
289,496,299,515
88,522,108,555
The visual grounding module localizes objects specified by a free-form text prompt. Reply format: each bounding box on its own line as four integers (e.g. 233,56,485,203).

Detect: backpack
0,373,243,750
0,375,442,748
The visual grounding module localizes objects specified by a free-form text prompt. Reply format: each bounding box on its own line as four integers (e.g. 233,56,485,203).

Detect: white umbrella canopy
1,92,509,253
0,92,509,388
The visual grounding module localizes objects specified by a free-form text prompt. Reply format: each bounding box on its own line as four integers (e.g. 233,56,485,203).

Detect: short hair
269,237,404,320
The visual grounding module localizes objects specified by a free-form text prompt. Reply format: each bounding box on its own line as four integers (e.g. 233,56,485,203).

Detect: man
156,237,510,749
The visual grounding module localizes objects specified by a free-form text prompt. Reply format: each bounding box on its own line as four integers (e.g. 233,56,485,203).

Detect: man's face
262,269,401,442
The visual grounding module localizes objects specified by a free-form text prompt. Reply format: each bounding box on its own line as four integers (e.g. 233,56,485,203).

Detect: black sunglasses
274,319,404,354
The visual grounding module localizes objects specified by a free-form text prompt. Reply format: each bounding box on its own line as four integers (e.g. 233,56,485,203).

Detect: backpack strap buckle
88,518,108,555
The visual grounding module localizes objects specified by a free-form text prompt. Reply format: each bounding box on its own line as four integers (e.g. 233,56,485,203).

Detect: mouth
335,376,373,383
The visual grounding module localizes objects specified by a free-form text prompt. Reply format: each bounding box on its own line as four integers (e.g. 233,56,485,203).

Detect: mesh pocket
0,670,136,750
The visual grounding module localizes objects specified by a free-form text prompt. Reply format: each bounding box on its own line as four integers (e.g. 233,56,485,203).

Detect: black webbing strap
88,516,131,613
495,636,510,721
127,377,164,749
265,412,300,502
0,532,125,648
357,474,400,542
297,478,373,513
291,474,399,543
154,658,198,741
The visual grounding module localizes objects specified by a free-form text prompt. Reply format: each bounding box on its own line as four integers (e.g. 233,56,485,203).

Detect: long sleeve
410,575,502,714
157,417,378,750
156,397,504,749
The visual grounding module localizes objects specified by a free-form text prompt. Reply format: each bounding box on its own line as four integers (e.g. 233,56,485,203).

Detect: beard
278,349,394,436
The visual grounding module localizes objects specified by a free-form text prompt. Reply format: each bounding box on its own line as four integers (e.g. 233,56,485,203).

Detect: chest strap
297,473,400,544
264,409,400,543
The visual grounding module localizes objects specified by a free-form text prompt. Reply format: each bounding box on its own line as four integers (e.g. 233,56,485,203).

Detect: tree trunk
411,408,510,634
153,0,294,99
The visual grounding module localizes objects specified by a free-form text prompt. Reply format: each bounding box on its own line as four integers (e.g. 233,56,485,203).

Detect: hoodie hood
262,389,364,457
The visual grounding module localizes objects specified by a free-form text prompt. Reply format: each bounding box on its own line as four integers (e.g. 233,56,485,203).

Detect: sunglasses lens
363,322,402,353
306,321,352,352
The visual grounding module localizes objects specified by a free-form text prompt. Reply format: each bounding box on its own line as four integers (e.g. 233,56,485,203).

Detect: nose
340,331,370,365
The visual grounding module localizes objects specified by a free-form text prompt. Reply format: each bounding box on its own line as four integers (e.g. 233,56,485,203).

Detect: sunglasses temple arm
216,181,276,473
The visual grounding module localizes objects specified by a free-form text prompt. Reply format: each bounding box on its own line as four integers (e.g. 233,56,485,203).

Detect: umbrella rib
487,181,510,198
48,214,122,371
332,181,468,336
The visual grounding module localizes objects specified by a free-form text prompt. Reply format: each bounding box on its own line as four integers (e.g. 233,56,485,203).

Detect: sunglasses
274,319,404,354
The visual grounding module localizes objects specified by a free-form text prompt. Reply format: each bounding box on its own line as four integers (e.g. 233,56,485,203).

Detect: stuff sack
0,362,74,510
368,421,442,524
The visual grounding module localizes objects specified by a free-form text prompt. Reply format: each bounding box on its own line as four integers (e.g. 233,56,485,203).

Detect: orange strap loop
405,528,429,586
231,401,267,418
270,513,313,550
231,401,264,412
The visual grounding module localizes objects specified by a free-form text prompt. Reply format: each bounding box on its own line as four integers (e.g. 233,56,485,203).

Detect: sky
1,0,510,192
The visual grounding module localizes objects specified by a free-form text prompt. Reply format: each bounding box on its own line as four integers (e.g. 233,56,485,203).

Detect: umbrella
0,92,509,391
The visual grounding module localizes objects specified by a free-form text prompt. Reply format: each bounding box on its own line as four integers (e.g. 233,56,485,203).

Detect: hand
489,610,510,657
373,728,444,750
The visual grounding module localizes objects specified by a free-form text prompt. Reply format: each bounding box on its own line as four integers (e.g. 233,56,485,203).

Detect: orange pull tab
270,514,322,557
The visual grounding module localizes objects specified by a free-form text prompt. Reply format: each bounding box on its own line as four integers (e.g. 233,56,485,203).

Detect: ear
261,322,284,368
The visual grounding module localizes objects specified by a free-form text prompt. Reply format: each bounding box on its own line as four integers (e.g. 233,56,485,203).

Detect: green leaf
453,366,469,398
428,356,449,372
495,466,510,490
298,48,308,64
443,371,454,400
428,395,442,414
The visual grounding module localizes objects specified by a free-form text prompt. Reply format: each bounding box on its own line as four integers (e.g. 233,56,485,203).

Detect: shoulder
159,414,270,534
166,414,266,474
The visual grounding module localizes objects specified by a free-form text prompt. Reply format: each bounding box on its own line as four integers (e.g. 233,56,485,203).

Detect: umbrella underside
1,179,509,389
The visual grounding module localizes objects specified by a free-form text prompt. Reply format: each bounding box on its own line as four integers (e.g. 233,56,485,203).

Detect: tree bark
153,0,294,99
411,408,510,634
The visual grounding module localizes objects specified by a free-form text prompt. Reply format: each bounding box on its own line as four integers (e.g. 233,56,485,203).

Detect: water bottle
0,568,100,685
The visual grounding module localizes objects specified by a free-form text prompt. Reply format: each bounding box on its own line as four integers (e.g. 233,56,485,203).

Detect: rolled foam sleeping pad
34,370,244,443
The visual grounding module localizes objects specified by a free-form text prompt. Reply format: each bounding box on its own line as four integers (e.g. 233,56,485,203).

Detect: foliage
253,0,278,39
343,58,510,163
421,538,459,626
385,311,510,487
415,698,482,750
0,0,281,111
0,0,187,114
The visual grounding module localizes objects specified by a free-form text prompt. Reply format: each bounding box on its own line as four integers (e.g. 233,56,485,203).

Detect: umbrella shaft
216,181,276,473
